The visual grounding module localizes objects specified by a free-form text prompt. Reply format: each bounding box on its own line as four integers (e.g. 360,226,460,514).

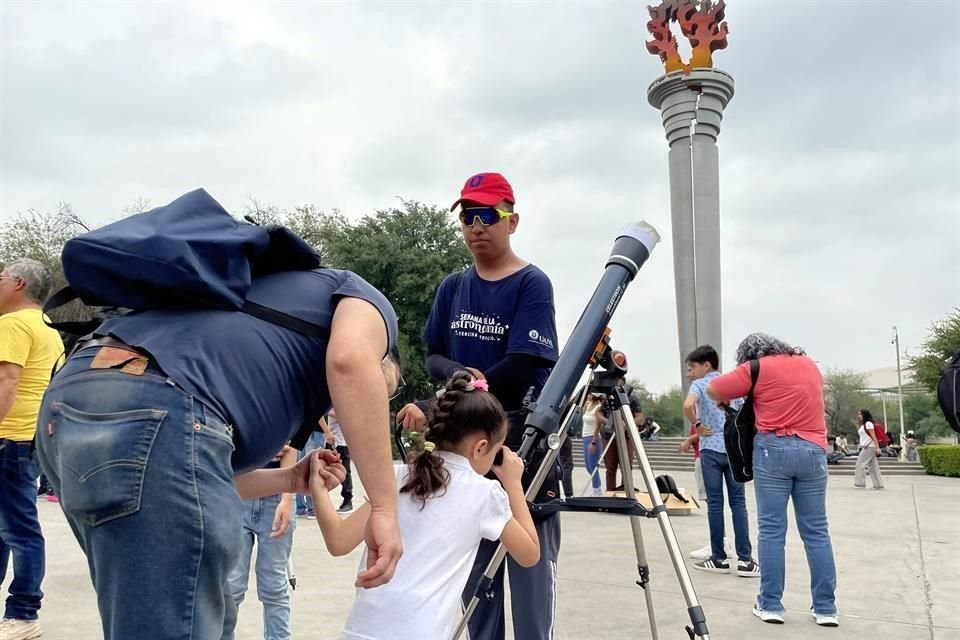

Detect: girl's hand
310,451,346,491
491,447,524,486
396,403,427,432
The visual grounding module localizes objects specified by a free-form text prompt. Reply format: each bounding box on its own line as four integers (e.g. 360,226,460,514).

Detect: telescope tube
519,221,661,459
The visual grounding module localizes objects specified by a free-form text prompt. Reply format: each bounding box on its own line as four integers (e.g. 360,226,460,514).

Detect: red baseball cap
450,172,516,211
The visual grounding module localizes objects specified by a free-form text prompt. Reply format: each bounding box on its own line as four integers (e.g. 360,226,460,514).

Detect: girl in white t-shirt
854,409,885,489
309,371,540,640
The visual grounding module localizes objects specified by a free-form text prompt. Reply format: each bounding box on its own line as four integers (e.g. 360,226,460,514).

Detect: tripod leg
616,403,710,640
613,410,659,640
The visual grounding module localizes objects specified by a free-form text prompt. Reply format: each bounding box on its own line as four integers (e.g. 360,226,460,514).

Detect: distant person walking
854,409,884,490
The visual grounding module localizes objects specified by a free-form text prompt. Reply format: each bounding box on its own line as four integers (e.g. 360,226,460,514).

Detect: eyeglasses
459,207,513,227
389,373,407,402
0,276,21,283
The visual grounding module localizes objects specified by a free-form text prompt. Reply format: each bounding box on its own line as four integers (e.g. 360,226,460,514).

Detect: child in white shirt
309,371,540,639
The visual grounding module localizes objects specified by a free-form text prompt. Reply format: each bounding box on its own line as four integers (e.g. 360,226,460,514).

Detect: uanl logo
528,329,554,349
450,312,508,343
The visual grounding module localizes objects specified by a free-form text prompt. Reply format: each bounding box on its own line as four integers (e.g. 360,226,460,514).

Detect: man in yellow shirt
0,258,63,640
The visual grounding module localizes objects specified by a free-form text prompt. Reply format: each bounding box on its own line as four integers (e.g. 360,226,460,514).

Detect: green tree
316,200,471,402
910,309,960,393
823,369,876,435
0,203,91,322
646,386,685,436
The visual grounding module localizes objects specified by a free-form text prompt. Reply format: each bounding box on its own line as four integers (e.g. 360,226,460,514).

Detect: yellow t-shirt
0,308,65,442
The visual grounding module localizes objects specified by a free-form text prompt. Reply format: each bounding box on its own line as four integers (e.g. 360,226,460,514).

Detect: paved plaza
21,468,960,639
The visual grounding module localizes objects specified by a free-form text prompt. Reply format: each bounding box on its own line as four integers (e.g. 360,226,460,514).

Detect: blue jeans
753,433,837,615
699,448,752,562
35,348,244,640
0,439,44,620
581,436,601,490
223,495,294,640
295,432,326,514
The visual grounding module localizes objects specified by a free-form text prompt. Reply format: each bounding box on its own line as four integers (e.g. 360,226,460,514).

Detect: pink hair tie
472,378,489,392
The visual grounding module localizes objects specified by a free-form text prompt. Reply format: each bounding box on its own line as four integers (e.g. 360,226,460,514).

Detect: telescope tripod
452,337,710,640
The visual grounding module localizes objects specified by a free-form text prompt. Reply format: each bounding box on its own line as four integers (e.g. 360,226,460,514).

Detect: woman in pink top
708,333,838,628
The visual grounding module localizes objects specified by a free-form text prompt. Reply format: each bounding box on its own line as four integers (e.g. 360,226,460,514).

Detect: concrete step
569,449,928,476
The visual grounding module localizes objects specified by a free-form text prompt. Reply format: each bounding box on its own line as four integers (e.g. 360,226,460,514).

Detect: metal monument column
646,0,734,393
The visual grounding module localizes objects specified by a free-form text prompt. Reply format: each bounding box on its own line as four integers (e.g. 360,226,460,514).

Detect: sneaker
736,559,761,578
590,487,604,497
45,494,59,503
0,617,43,640
693,558,729,574
337,500,353,513
689,544,712,561
689,538,733,560
810,609,839,627
752,604,784,624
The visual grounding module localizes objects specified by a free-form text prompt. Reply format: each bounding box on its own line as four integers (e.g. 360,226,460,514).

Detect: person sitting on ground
826,436,845,464
640,417,662,441
836,431,850,455
309,372,540,640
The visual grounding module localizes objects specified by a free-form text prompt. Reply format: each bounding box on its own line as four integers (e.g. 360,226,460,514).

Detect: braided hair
400,371,507,507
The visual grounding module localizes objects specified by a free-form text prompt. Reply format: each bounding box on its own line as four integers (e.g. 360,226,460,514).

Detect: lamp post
892,326,907,461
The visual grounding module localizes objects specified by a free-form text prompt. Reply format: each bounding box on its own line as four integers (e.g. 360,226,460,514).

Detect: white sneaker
590,487,604,497
688,538,733,560
0,618,43,640
810,609,839,627
752,604,785,624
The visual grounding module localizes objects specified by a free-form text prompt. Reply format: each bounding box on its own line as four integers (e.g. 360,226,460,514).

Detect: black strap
43,286,329,341
748,359,760,390
240,301,330,340
43,287,102,335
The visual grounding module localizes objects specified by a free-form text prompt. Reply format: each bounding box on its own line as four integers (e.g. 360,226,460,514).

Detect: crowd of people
0,170,886,639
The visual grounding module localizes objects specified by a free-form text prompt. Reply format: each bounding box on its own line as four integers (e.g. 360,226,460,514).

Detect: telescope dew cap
451,172,516,211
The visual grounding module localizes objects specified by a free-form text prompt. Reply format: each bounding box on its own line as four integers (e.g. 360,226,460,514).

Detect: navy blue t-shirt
97,269,398,473
423,264,558,411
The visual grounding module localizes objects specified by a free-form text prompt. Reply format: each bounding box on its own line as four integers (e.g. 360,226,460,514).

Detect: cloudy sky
2,1,957,392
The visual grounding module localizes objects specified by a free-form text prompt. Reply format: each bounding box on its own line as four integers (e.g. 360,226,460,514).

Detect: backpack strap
43,286,330,341
748,359,760,391
43,286,102,336
241,301,329,340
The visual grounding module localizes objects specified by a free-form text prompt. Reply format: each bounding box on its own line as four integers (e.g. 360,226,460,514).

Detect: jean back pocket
49,402,167,526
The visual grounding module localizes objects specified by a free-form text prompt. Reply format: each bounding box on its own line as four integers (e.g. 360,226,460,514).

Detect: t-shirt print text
450,312,509,342
527,329,554,350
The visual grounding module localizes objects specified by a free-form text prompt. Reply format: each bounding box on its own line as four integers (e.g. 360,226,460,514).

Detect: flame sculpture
646,0,729,75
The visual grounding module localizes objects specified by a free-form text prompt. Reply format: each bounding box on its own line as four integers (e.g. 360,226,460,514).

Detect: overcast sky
2,1,958,393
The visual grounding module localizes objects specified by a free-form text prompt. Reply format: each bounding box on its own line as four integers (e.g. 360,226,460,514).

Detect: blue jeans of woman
581,436,601,491
753,433,837,615
35,348,244,640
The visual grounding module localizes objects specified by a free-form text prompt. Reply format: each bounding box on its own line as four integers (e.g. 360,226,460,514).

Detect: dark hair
400,371,507,507
686,345,719,371
859,409,874,425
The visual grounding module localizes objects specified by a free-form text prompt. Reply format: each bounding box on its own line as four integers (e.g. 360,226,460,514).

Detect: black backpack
723,359,760,483
937,351,960,434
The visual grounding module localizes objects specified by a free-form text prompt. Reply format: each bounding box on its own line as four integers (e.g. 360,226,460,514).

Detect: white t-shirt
343,451,512,640
328,418,347,447
858,421,876,448
581,406,599,438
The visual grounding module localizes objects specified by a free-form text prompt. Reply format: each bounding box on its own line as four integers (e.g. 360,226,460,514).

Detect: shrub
918,445,960,477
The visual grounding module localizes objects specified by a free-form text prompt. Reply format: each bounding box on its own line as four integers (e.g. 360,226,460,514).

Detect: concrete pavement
20,469,960,639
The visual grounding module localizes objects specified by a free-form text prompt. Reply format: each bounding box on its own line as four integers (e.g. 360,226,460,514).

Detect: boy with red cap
406,172,561,639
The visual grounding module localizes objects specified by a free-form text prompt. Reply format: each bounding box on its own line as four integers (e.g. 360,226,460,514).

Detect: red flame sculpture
646,0,729,75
